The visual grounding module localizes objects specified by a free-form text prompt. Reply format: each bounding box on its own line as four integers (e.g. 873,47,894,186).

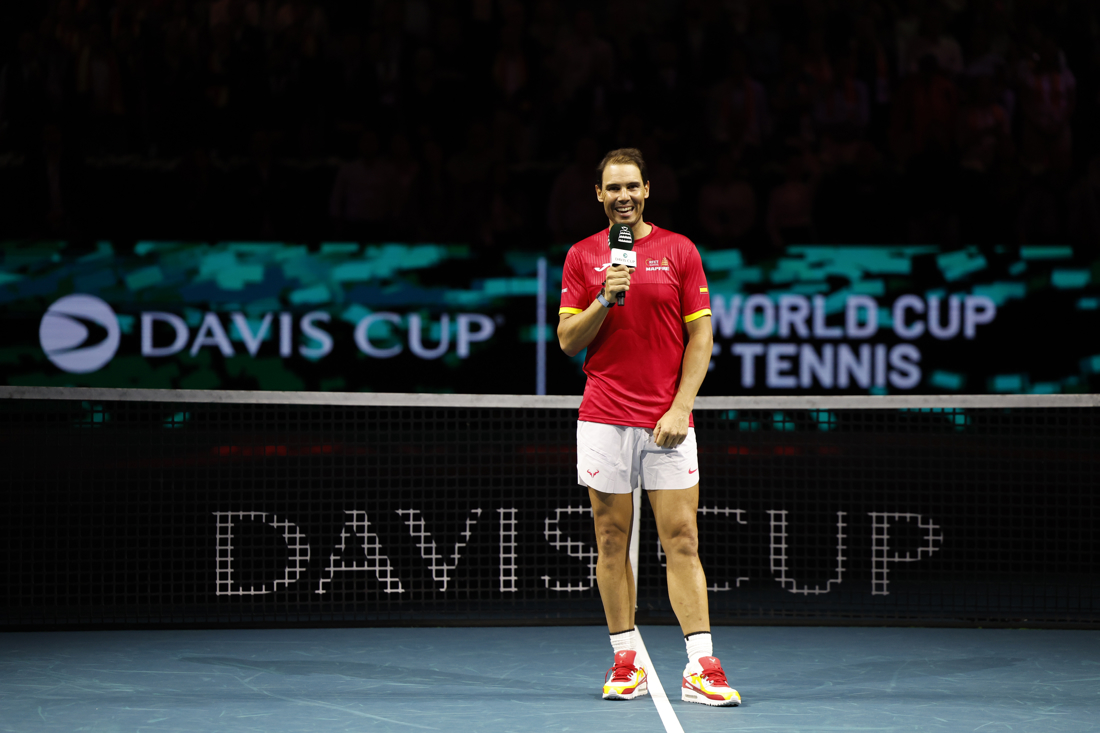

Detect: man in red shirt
557,148,740,707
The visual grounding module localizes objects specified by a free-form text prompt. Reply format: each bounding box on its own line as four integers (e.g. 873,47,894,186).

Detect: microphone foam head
609,223,634,250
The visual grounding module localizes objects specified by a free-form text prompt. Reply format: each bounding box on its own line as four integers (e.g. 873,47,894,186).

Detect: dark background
2,3,1098,631
2,0,1100,256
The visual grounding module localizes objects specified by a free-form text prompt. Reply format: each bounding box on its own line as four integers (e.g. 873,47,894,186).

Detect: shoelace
700,664,729,687
607,660,639,682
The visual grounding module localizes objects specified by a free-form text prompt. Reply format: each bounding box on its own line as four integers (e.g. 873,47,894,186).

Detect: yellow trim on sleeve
699,287,708,293
677,305,712,321
683,309,712,323
559,307,584,315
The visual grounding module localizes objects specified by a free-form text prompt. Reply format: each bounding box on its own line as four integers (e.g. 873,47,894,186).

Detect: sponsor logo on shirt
561,288,568,293
594,263,612,272
646,257,670,272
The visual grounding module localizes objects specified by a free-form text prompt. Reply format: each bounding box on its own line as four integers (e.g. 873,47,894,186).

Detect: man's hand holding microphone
603,264,633,304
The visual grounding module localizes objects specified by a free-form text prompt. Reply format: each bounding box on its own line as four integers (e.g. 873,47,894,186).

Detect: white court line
635,628,685,733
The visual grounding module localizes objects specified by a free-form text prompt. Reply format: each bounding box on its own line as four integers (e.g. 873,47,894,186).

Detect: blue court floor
1,625,1097,732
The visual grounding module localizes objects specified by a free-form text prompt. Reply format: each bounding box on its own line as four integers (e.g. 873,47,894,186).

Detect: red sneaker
682,656,741,706
602,650,649,700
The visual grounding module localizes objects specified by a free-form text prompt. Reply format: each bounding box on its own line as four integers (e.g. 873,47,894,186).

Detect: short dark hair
595,148,649,187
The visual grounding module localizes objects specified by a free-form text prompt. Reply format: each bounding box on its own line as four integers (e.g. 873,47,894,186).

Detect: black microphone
608,224,636,306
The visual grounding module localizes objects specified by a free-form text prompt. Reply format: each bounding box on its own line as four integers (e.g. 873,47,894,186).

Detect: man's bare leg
588,487,636,632
647,484,709,635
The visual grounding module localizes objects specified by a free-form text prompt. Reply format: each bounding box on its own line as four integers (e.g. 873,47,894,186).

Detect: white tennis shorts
577,420,699,494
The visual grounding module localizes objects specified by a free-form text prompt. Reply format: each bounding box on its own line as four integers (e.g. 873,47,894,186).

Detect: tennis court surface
2,625,1097,732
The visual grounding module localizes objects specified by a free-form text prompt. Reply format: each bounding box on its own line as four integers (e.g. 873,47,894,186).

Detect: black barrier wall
1,394,1097,628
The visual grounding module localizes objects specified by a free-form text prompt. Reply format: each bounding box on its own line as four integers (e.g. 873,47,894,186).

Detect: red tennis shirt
559,224,712,428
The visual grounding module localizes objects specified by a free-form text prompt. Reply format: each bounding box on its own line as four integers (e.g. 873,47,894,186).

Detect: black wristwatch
596,292,614,308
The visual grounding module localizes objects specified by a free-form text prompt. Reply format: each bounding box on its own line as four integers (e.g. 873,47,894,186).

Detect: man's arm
557,264,633,357
653,315,713,448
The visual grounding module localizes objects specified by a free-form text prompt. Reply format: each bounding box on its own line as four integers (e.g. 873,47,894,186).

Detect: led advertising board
2,242,1097,395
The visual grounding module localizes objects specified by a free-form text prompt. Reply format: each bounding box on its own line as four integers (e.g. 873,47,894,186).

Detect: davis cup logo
39,294,121,373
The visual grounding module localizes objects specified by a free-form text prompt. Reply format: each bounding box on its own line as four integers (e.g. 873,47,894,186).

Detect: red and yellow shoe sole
603,674,649,700
682,679,741,706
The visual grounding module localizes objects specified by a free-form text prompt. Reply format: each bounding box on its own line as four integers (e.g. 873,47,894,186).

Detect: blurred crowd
2,0,1100,255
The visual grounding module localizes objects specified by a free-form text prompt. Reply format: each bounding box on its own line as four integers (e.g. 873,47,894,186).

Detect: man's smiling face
596,163,650,231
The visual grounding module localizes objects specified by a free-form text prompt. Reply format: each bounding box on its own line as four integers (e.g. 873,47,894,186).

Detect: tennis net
1,387,1096,628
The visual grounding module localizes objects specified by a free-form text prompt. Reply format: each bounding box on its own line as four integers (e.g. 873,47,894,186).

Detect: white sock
610,628,638,653
685,631,713,665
